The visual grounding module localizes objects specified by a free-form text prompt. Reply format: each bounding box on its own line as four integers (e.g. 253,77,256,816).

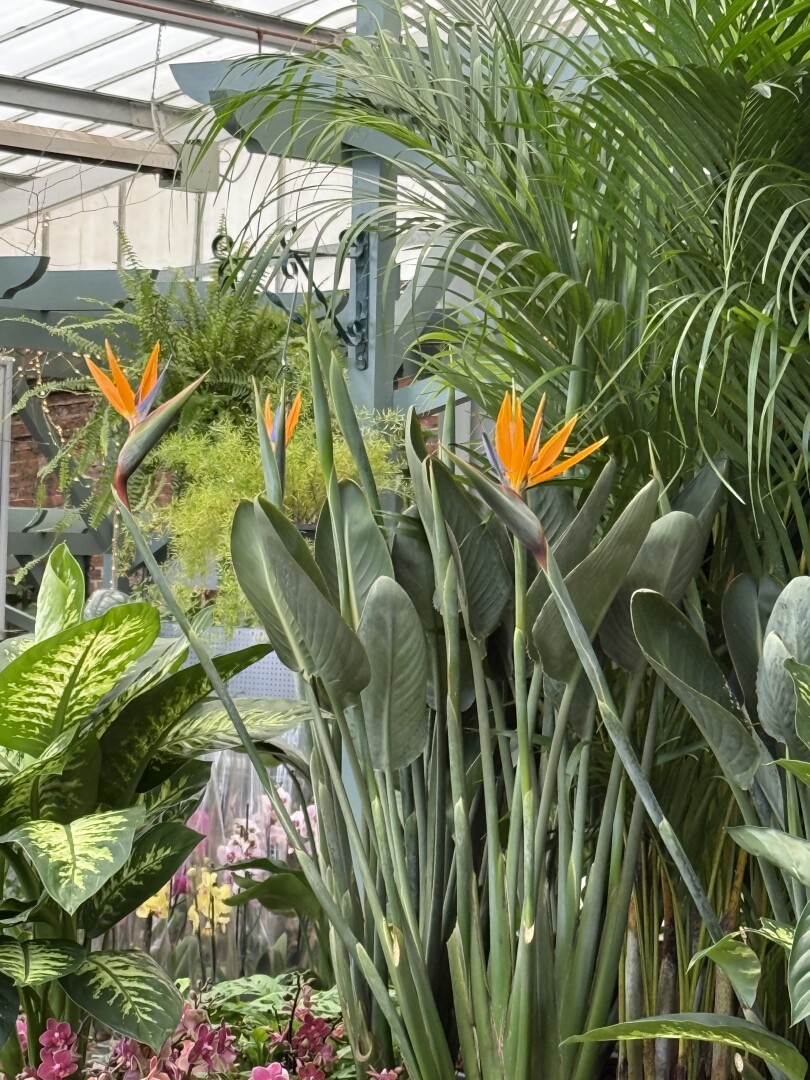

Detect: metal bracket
345,231,370,369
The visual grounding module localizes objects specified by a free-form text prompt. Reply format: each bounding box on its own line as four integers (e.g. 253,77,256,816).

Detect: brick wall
10,391,96,508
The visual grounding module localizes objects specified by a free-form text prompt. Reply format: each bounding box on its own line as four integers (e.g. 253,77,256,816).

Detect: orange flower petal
285,391,302,445
528,436,608,487
516,393,546,487
529,414,579,481
87,357,130,420
104,340,136,418
138,341,160,402
495,388,525,480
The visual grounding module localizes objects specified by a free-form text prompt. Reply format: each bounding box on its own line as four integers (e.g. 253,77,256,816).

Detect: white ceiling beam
0,76,189,133
0,119,178,173
59,0,339,50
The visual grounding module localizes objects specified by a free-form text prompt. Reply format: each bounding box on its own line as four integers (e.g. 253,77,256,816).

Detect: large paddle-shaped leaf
564,1015,806,1080
631,590,760,788
339,480,394,625
357,578,429,769
2,807,144,913
722,574,782,719
601,511,705,670
98,644,271,807
789,900,810,1025
526,458,616,650
689,936,761,1009
0,604,159,756
231,497,370,698
162,696,308,756
787,659,810,751
79,823,202,936
533,481,659,681
431,460,512,640
61,950,182,1048
138,759,212,826
728,826,810,887
0,732,99,833
757,578,810,746
35,544,85,642
0,939,85,986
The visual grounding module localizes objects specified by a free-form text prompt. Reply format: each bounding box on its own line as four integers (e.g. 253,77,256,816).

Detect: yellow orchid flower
135,884,170,920
484,387,607,494
86,340,164,429
263,391,302,451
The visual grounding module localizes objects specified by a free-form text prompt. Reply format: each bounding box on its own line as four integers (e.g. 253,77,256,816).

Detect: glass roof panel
0,0,355,181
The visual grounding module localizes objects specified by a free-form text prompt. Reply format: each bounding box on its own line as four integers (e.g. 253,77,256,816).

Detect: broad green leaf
0,731,101,832
722,575,782,720
340,480,394,625
670,455,729,540
0,975,17,1047
98,644,271,807
752,918,794,950
601,511,705,670
391,507,439,631
35,544,85,642
449,451,546,561
431,460,512,639
357,578,429,769
728,826,810,887
632,591,759,788
758,578,810,746
526,457,616,647
689,935,761,1008
0,938,86,986
254,497,330,598
775,758,810,787
564,1014,806,1080
2,807,144,913
0,604,160,756
534,481,659,681
229,868,321,921
787,660,810,751
231,498,370,698
161,696,308,756
313,499,341,607
138,759,212,826
788,900,810,1025
79,823,202,936
61,950,182,1048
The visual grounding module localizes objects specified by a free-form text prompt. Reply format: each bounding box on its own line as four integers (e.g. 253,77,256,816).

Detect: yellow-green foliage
147,415,404,630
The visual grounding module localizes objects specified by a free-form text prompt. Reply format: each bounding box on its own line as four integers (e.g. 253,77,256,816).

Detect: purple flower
251,1068,289,1080
16,1015,27,1053
368,1069,404,1080
36,1020,79,1080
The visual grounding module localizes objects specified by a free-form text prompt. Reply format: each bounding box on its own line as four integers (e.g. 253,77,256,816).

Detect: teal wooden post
346,0,401,413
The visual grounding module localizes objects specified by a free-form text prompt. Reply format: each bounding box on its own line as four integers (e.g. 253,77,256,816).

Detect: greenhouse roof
0,0,348,183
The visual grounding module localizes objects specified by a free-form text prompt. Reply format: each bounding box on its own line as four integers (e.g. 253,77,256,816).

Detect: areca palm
198,0,810,577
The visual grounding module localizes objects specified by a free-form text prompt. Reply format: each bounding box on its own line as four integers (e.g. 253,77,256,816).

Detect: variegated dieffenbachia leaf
138,759,212,827
78,823,202,937
35,544,85,642
0,938,86,986
1,807,144,913
60,950,182,1048
166,697,309,756
0,734,101,833
97,645,271,807
0,605,160,756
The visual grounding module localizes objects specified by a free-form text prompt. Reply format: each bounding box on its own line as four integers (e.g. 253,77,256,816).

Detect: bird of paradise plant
113,320,769,1079
86,341,207,507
